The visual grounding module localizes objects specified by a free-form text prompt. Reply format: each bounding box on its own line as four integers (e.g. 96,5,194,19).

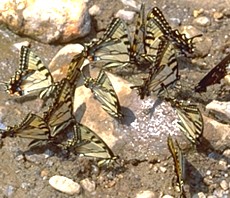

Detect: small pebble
197,192,206,198
159,166,167,173
162,195,173,198
120,0,138,9
213,11,223,20
115,9,135,21
89,5,101,16
49,175,81,195
207,196,217,198
13,41,30,50
220,180,229,191
206,170,211,176
193,16,211,27
80,178,96,192
218,160,228,170
193,9,204,17
136,190,157,198
223,149,230,157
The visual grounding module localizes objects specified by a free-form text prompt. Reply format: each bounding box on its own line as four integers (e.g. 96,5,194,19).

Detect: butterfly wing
83,69,123,119
5,46,53,96
85,18,131,69
167,98,203,144
145,7,194,55
44,79,75,137
167,136,185,195
4,113,49,140
68,123,117,166
195,53,230,92
133,39,179,99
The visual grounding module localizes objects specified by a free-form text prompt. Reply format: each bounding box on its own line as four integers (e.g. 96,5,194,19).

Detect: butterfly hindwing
83,69,123,119
44,78,75,137
5,46,54,97
67,123,117,166
85,18,131,69
166,98,203,144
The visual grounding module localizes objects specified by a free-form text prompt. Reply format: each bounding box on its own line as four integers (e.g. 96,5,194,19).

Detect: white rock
80,178,96,192
197,192,206,198
120,0,138,9
0,0,91,43
206,100,230,119
13,41,30,50
49,175,81,195
89,5,101,16
48,43,88,81
193,16,211,27
115,9,135,21
136,190,157,198
159,166,167,173
162,195,174,198
220,180,229,190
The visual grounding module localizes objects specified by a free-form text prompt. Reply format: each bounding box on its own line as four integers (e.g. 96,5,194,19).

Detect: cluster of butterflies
1,4,230,197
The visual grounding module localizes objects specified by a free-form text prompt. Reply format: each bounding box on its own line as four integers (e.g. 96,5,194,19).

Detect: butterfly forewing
44,79,75,137
85,18,131,69
195,53,230,92
167,136,185,195
5,46,54,96
6,113,49,140
133,39,179,99
166,98,203,144
70,123,117,166
83,69,123,119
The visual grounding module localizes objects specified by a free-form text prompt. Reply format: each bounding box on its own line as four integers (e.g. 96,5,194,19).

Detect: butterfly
145,7,196,55
3,46,54,98
165,97,203,144
82,67,123,119
84,17,131,69
131,38,180,99
66,123,118,167
2,79,76,147
195,53,230,92
167,135,186,197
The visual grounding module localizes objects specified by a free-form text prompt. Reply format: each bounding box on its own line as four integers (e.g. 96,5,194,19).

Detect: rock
220,180,229,190
193,9,204,17
0,0,91,43
162,195,173,198
89,5,101,16
193,16,211,27
213,11,224,20
49,175,81,195
80,178,96,192
136,190,157,198
159,166,167,173
120,0,138,9
206,100,230,120
218,160,228,171
115,9,135,21
196,192,206,198
48,43,86,81
13,41,30,50
204,116,230,146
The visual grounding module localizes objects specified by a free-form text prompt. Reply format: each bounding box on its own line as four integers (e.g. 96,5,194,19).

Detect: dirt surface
0,0,230,198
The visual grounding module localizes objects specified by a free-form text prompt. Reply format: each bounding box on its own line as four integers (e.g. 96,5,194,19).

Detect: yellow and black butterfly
195,53,230,93
3,46,54,98
132,38,180,99
2,79,76,147
82,68,123,119
66,123,118,167
84,17,131,69
167,135,185,197
145,7,196,55
165,97,203,144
